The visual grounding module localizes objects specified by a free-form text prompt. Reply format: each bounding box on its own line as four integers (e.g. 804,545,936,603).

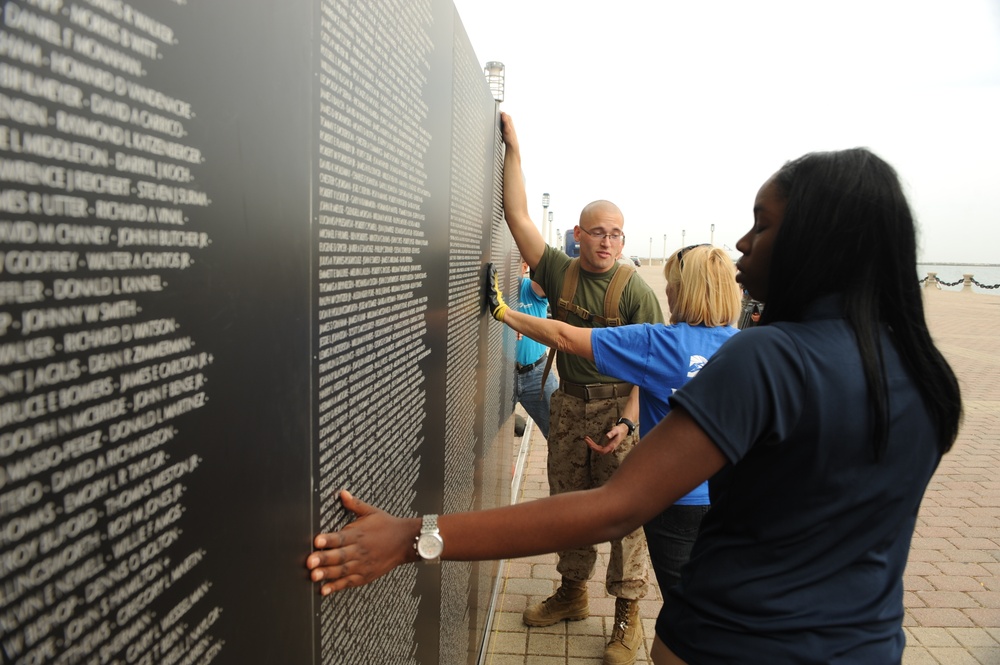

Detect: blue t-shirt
515,277,550,366
591,322,738,505
658,296,943,663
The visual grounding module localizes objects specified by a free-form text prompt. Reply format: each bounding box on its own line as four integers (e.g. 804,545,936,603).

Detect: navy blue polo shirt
659,295,942,664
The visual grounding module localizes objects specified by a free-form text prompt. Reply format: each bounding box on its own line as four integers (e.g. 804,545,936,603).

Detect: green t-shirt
534,246,664,384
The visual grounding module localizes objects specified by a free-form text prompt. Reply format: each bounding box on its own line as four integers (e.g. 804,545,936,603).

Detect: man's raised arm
501,112,546,268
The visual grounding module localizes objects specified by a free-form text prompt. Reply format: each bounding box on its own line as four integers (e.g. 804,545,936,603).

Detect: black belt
516,355,546,374
560,381,633,401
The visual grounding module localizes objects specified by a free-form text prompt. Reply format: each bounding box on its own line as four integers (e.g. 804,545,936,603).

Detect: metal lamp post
542,193,550,245
710,224,715,246
548,211,554,246
662,234,667,265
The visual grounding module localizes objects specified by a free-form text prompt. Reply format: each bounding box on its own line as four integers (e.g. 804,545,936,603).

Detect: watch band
616,417,636,437
414,514,443,564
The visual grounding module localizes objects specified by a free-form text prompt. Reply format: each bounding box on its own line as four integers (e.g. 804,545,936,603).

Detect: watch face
417,533,444,559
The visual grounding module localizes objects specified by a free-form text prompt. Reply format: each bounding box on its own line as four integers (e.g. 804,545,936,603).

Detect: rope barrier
919,274,1000,290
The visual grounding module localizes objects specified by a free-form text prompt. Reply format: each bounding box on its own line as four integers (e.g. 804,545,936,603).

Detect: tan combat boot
603,597,642,665
522,577,589,626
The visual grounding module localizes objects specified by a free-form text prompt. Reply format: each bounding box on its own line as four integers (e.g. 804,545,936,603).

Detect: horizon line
918,262,1000,267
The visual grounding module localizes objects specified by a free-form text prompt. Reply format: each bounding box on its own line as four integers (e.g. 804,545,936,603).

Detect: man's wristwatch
616,417,636,437
414,514,443,564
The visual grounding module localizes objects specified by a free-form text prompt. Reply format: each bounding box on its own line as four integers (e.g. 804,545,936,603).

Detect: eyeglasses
677,244,711,269
579,227,625,243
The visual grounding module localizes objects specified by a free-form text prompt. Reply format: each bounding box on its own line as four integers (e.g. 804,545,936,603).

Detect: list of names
0,2,222,663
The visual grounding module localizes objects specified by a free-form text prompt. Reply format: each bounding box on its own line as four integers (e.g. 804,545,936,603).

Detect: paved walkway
484,265,1000,664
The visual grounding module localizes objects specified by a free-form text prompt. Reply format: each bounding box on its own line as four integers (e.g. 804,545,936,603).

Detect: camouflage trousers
546,388,648,600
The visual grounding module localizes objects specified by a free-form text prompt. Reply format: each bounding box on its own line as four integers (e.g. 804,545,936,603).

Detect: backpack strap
541,259,580,387
541,260,635,387
601,262,635,327
554,259,581,322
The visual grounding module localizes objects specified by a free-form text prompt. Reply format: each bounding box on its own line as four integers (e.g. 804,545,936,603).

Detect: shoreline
918,262,1000,267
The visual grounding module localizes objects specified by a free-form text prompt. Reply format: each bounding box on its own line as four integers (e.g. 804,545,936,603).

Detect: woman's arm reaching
306,407,726,595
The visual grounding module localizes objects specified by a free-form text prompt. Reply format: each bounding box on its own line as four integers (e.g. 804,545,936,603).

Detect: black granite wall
0,1,517,663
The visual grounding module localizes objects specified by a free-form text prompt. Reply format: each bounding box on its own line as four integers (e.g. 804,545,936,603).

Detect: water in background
918,264,1000,296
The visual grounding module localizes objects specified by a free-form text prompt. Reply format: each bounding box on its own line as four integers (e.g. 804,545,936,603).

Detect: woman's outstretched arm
486,263,595,361
503,306,596,362
306,407,726,595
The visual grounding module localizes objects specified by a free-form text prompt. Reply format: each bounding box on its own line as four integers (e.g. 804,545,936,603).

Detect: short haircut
579,200,624,226
663,245,740,327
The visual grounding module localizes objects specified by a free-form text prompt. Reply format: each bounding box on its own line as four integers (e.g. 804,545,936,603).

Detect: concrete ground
483,264,1000,665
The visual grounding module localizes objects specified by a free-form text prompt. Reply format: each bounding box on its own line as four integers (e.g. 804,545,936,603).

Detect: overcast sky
452,0,1000,265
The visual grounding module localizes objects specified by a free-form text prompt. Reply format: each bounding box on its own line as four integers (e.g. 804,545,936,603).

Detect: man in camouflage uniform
500,113,664,665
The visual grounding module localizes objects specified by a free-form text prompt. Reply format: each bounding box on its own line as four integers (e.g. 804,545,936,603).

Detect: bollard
924,272,939,290
962,274,974,293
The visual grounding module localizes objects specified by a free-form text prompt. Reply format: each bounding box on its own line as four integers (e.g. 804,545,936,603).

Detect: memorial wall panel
0,0,514,663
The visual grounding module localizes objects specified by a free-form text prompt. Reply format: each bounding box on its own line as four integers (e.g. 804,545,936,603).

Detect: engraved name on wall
0,2,222,663
313,0,434,662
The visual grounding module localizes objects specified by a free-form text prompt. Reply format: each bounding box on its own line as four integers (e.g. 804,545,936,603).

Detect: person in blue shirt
488,245,740,595
308,148,962,665
514,261,558,439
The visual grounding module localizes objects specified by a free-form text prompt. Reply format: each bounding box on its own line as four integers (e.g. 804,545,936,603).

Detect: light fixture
484,61,505,102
